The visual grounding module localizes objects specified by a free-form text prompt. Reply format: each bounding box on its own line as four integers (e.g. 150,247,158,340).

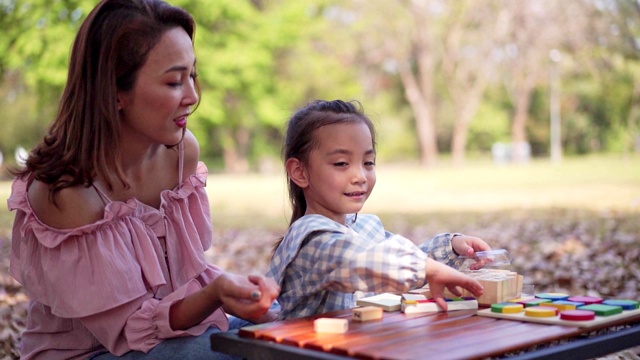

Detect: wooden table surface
211,308,640,360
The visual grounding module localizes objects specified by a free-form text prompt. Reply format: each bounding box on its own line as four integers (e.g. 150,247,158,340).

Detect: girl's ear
286,158,309,188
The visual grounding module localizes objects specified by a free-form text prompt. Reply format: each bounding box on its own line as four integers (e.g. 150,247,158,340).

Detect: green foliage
1,0,639,172
179,0,363,170
0,0,92,157
467,98,511,153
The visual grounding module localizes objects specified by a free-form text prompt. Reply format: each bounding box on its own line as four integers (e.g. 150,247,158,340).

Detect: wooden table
210,308,640,360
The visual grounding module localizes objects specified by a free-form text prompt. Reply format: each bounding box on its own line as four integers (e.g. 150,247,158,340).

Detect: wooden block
408,287,431,297
401,297,478,314
411,269,525,306
314,318,348,333
352,306,383,321
356,293,401,311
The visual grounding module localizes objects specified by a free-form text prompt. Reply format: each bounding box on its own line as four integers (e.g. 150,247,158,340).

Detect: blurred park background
1,0,640,358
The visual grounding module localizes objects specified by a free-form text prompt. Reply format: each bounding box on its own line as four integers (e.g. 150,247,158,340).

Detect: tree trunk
398,61,438,167
451,87,483,166
220,128,250,173
511,85,532,162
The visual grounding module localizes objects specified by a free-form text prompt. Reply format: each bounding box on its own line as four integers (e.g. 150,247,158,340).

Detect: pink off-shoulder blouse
8,145,228,360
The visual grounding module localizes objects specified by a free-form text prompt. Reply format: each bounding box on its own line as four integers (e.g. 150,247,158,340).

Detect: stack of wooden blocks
411,269,523,307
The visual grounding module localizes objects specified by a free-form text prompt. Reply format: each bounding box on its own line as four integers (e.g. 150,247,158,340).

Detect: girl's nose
351,166,367,184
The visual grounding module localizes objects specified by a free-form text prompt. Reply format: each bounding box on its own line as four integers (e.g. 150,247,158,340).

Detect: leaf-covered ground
1,209,638,359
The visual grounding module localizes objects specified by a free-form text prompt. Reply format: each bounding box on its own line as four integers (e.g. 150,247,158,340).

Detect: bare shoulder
28,180,106,229
182,129,201,179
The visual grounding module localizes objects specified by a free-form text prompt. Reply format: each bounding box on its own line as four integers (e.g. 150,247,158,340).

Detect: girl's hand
452,235,492,270
214,273,280,322
425,258,484,311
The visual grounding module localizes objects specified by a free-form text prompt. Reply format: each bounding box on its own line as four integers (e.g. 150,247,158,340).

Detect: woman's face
117,26,198,148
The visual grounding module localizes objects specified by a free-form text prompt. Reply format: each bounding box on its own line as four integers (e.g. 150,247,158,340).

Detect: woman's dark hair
273,99,377,254
12,0,199,203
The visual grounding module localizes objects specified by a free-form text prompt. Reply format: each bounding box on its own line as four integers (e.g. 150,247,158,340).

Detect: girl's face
117,27,198,148
302,121,376,224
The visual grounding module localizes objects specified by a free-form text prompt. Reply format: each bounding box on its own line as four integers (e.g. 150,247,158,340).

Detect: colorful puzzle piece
478,294,640,328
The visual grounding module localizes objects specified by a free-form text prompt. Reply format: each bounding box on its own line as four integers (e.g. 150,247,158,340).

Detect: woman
8,0,278,359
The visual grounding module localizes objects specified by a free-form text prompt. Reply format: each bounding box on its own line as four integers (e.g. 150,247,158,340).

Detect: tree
177,0,360,172
438,0,510,166
0,0,92,163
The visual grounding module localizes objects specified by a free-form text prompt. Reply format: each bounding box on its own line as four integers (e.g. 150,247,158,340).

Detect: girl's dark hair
12,0,199,203
273,99,377,254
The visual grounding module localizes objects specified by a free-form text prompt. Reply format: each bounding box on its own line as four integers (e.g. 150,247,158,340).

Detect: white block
401,299,478,314
355,293,402,311
314,318,348,333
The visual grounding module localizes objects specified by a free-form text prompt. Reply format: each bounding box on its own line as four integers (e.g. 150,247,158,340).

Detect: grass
1,154,638,233
201,154,640,230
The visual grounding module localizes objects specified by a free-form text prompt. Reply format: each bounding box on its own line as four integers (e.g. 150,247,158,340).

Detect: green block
578,304,623,316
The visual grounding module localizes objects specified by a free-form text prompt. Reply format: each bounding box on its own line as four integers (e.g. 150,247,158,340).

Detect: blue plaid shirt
266,214,465,319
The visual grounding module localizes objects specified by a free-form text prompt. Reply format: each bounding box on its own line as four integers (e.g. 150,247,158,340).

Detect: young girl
8,1,278,359
267,99,489,320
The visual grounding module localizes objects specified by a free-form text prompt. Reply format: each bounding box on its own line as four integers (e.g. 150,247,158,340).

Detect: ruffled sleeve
123,277,228,351
8,162,228,355
8,177,166,318
160,162,213,287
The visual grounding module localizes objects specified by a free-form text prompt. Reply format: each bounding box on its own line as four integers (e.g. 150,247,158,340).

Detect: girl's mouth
345,191,366,197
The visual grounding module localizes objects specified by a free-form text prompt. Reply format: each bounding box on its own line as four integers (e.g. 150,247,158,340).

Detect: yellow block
525,306,558,318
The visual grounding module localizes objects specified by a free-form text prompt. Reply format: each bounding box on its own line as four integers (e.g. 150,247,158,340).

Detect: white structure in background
0,150,3,167
15,146,28,167
492,142,531,165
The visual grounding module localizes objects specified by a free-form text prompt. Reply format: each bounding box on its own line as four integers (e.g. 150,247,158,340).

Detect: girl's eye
333,162,348,167
365,161,376,166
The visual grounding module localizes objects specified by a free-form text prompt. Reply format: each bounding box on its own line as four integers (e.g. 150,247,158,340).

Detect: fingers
446,285,462,297
434,297,449,311
426,259,484,301
453,236,492,257
460,277,484,297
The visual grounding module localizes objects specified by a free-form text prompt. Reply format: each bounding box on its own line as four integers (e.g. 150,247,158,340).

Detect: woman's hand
214,273,280,322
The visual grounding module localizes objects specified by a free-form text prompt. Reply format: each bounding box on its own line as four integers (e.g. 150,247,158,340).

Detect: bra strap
177,139,184,188
92,183,112,205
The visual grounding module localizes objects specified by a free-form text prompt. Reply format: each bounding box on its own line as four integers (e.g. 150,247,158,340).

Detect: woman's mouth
175,117,187,128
